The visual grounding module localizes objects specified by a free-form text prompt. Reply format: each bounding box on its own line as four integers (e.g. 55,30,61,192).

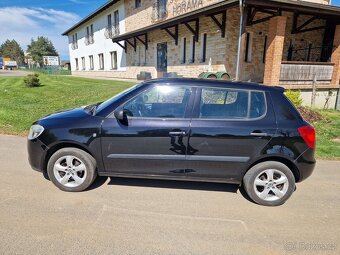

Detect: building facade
63,0,340,109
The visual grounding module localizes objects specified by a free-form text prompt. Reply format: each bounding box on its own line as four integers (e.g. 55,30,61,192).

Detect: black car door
186,86,277,183
101,84,195,177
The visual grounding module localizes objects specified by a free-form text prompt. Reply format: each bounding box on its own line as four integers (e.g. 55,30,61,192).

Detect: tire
47,148,97,192
243,161,295,206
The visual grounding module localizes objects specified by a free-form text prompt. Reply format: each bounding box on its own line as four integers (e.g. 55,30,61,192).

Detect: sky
0,0,340,60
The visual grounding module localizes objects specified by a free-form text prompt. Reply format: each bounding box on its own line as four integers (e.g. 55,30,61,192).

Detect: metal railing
287,44,334,62
71,42,78,50
85,35,94,45
104,25,120,39
151,0,168,22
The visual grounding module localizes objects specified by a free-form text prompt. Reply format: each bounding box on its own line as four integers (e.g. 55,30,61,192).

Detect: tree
0,39,25,65
27,36,58,66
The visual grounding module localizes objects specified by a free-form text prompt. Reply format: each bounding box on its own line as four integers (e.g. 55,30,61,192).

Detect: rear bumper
295,148,316,182
27,138,48,173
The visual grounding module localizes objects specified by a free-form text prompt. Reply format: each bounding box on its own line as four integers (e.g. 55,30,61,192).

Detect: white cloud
0,7,81,59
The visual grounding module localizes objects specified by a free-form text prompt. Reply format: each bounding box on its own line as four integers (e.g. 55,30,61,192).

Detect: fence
279,62,334,85
25,67,71,76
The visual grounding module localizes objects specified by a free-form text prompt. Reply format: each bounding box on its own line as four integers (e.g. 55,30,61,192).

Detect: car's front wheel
243,161,295,206
47,148,97,192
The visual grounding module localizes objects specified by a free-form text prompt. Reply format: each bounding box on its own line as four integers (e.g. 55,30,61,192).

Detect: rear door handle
250,132,268,137
169,131,186,136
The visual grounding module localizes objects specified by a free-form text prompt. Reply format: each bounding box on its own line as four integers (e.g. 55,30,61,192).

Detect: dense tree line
0,37,58,66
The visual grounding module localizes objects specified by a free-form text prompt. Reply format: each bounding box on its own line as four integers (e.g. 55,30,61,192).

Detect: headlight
28,124,44,140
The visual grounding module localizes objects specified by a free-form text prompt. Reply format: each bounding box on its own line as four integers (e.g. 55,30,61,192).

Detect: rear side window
199,88,266,120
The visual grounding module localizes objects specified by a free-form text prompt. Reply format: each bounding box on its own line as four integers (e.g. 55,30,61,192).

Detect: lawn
0,74,134,135
314,110,340,160
0,74,339,160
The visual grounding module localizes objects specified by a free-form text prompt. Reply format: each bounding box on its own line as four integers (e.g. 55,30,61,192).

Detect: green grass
0,74,134,134
0,74,339,160
314,110,340,160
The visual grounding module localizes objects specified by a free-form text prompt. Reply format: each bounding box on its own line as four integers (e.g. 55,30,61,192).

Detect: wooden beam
126,37,136,51
208,11,226,38
182,18,199,42
163,25,179,45
115,40,126,53
246,7,281,26
136,33,148,50
291,13,326,34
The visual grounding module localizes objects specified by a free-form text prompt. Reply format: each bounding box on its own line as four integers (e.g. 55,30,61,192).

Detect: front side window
123,86,192,118
199,88,266,119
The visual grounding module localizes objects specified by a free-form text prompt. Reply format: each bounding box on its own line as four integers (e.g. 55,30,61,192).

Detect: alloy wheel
53,155,87,188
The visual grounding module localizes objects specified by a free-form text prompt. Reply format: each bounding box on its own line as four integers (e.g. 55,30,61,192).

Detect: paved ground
0,135,339,255
0,69,32,77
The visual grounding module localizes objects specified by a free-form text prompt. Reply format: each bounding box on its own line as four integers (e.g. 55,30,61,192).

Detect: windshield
95,83,141,114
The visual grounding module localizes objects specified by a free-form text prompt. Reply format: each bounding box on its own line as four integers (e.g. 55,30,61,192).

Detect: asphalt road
0,135,339,255
0,69,32,77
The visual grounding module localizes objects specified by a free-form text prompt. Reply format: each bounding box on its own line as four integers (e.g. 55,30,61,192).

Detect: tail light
298,126,316,149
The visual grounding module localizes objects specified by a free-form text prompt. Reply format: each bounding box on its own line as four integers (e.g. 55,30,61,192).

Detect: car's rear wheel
243,161,295,206
47,148,97,192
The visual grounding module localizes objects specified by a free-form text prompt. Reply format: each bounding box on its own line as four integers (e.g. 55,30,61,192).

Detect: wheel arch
244,156,301,182
43,142,95,174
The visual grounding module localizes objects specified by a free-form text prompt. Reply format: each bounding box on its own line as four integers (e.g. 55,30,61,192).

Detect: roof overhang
62,0,121,36
244,0,340,20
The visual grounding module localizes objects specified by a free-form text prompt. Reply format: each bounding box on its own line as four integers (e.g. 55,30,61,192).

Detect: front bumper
27,138,49,173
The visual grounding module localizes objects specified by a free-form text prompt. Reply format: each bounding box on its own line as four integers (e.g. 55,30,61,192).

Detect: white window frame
89,55,94,70
81,57,85,70
110,51,117,70
98,53,104,70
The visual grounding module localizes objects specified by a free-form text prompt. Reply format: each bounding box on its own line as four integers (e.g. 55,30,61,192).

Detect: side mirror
114,109,125,120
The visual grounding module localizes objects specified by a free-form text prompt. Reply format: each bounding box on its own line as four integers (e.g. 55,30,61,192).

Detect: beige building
63,0,340,109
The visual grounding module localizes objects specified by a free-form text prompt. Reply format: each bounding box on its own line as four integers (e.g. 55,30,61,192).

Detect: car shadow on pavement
106,177,240,193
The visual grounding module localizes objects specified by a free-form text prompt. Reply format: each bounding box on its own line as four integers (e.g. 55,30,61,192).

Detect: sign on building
43,56,60,66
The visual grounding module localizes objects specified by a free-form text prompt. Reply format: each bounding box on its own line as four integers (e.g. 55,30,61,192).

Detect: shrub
24,73,41,88
285,89,303,107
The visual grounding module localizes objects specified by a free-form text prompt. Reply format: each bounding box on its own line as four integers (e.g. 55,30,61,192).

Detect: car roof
143,78,284,92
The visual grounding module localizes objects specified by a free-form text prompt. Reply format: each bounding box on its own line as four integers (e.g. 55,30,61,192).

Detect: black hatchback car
28,78,316,206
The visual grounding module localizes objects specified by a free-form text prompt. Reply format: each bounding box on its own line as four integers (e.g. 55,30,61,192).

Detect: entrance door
157,43,167,78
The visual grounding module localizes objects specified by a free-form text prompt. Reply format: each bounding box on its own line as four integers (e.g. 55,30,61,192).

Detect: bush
285,89,303,107
24,73,41,87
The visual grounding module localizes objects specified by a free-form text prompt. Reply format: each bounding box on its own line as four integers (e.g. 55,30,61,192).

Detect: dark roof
143,78,284,92
62,0,120,36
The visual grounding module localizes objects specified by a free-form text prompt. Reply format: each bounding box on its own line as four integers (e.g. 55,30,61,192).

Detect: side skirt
97,172,242,185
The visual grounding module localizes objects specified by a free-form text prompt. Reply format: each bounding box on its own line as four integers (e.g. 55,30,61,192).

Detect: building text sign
171,0,204,17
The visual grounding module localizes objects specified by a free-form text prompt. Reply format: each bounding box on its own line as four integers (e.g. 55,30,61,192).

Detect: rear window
199,88,266,120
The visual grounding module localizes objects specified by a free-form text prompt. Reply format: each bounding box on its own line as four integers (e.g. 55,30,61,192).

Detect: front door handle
169,131,186,136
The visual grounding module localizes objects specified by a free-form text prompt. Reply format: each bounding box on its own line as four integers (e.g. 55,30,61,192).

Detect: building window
114,10,120,35
89,55,94,70
71,33,78,49
85,24,94,45
200,33,207,63
81,57,85,70
135,0,141,8
263,35,267,64
75,58,79,70
245,32,253,63
189,36,195,63
110,51,117,70
180,37,186,64
98,53,104,70
107,14,112,27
